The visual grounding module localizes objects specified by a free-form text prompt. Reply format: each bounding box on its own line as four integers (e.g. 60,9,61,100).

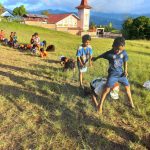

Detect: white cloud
1,0,150,14
90,0,146,13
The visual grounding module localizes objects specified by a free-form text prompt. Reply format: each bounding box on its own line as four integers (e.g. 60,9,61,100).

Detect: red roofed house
24,0,92,35
47,0,92,34
47,13,80,34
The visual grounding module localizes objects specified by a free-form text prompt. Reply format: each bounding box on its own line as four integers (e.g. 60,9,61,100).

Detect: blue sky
1,0,150,14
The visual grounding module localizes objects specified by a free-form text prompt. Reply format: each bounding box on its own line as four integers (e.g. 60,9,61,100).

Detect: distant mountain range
29,9,150,29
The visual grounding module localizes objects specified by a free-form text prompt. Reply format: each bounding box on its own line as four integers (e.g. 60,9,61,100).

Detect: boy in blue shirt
76,35,93,89
92,37,135,114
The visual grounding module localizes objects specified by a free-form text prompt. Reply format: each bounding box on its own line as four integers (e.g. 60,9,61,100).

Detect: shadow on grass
60,107,130,150
0,84,60,113
130,81,143,89
31,63,63,73
0,63,59,81
0,69,83,98
61,105,150,149
43,59,60,64
0,64,149,149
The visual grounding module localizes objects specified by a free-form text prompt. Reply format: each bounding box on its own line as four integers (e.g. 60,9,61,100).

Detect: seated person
33,33,40,50
0,30,5,41
9,32,14,46
26,44,32,50
13,32,18,47
30,34,35,44
31,44,38,54
40,40,47,48
40,48,47,58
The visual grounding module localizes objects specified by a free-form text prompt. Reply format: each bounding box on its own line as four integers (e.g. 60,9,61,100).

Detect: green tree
122,16,150,39
13,5,27,16
89,21,97,31
105,22,114,32
41,10,49,16
108,22,113,29
0,3,4,14
122,18,133,39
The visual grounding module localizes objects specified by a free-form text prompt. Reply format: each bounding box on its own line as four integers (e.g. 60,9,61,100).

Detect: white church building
24,0,93,35
76,0,92,31
47,0,92,34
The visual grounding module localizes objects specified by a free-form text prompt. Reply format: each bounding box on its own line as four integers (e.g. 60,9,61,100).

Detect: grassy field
0,22,150,150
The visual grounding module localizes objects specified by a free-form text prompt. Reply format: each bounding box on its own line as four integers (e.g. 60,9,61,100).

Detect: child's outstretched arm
92,55,102,61
92,50,110,62
92,52,107,62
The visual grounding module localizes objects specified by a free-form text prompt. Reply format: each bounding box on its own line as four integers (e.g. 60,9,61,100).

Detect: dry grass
0,22,150,150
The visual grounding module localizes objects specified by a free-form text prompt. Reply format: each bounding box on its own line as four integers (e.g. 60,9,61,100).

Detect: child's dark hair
40,48,44,52
82,34,91,43
43,40,47,48
34,32,38,36
112,37,125,48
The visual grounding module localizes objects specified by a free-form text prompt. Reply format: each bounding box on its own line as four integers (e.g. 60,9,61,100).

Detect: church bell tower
76,0,92,31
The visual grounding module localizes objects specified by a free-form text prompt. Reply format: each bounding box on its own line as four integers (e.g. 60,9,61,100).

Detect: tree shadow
31,63,63,73
0,84,60,113
1,62,148,149
43,59,60,64
60,107,130,150
60,98,150,149
0,63,57,81
0,69,84,99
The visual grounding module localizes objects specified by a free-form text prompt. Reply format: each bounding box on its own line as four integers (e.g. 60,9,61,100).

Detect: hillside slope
0,22,150,149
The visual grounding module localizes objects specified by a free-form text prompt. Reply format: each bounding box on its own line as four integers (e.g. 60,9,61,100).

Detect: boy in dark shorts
76,34,93,89
92,37,135,114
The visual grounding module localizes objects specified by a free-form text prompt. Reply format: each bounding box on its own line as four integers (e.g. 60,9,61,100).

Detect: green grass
0,22,150,150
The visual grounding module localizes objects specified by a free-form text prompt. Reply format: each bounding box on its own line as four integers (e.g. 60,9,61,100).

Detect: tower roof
76,0,92,9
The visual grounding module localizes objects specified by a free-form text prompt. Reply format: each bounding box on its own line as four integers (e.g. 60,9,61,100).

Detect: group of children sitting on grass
0,30,55,58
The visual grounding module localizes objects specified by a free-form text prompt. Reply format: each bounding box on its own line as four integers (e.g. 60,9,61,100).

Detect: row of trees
122,16,150,40
0,3,4,14
90,22,116,32
90,16,150,40
13,5,27,16
12,5,50,16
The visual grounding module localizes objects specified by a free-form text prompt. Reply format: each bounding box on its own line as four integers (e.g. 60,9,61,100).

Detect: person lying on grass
76,34,93,89
30,34,35,45
13,32,18,47
92,37,135,114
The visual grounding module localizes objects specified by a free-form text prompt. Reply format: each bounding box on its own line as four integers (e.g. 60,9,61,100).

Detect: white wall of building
56,15,78,28
78,9,90,31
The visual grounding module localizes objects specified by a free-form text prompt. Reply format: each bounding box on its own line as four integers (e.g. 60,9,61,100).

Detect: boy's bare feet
130,104,135,109
97,105,103,115
80,85,84,90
